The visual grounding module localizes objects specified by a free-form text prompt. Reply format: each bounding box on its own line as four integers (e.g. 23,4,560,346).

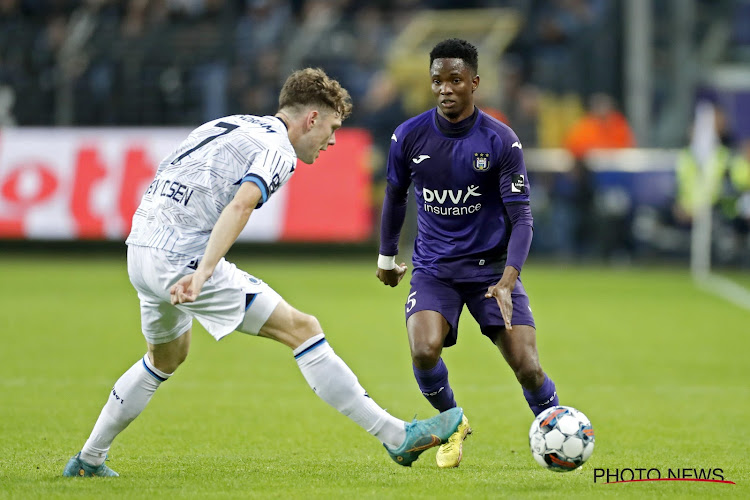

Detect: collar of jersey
431,107,482,139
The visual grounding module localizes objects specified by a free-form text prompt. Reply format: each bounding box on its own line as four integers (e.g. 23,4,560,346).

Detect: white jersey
126,115,297,256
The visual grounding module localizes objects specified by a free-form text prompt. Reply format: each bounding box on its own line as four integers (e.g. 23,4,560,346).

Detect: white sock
79,355,171,466
294,334,406,449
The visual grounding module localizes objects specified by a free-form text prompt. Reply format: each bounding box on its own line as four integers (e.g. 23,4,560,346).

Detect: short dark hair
429,38,478,75
278,68,353,119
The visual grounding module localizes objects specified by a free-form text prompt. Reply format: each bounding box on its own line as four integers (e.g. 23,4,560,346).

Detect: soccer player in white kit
63,68,462,477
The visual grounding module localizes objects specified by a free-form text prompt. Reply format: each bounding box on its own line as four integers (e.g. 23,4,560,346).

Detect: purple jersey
382,108,531,279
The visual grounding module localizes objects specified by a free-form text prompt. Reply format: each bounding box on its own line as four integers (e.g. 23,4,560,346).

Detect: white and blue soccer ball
529,405,595,472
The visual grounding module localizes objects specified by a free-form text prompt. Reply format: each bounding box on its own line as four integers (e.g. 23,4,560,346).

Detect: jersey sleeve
385,129,411,192
497,129,533,273
497,131,530,205
241,147,295,208
379,129,411,256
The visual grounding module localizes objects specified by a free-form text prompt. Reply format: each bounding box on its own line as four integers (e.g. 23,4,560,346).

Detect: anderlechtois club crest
473,152,490,171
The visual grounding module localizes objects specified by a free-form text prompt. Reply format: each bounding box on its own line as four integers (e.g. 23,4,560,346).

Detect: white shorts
127,245,282,344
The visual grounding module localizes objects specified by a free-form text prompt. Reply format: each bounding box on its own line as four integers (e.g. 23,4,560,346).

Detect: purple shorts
405,270,535,347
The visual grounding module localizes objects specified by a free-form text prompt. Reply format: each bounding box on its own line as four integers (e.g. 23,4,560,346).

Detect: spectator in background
495,56,539,147
0,85,16,125
0,0,29,124
234,0,292,67
473,90,509,126
358,70,409,237
554,93,632,258
359,70,408,167
230,49,283,117
281,0,346,76
673,143,731,226
70,0,121,125
116,0,171,124
340,5,393,103
503,84,540,148
563,92,634,160
569,0,617,98
557,94,627,258
667,108,750,263
170,0,235,123
726,137,750,261
286,1,390,108
730,138,750,201
30,13,69,122
672,114,732,226
526,0,609,95
230,0,290,120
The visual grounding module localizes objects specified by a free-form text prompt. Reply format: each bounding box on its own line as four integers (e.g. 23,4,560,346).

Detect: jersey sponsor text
422,185,482,216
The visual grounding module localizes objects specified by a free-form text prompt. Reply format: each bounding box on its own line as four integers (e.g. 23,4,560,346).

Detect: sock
294,334,406,449
79,354,171,466
413,358,457,412
523,373,559,416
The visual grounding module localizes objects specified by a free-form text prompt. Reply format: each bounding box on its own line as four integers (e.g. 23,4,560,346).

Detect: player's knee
292,311,322,340
410,343,441,369
515,364,544,389
152,352,187,374
173,348,189,368
149,343,189,374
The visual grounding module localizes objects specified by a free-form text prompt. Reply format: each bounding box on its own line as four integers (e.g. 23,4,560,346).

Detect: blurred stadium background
2,0,750,268
1,1,750,497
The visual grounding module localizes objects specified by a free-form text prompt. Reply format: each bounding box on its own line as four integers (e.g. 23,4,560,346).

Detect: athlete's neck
435,106,478,138
274,113,290,130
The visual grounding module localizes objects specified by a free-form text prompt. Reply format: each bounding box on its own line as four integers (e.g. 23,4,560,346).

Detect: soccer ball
528,405,595,472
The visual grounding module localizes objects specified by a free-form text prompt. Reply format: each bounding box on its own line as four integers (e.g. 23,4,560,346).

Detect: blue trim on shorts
245,293,258,310
293,338,328,359
142,358,167,382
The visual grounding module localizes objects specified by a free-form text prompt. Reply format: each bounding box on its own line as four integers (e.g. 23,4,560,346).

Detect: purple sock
413,358,457,412
523,374,559,416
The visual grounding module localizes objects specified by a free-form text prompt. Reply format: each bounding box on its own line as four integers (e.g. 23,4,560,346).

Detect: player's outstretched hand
485,283,513,331
376,263,408,287
170,272,208,305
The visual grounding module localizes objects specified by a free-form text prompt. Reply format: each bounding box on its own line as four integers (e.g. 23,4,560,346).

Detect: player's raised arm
171,182,262,304
376,129,410,286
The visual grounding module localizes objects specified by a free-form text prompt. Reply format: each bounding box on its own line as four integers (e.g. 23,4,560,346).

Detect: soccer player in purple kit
376,39,560,468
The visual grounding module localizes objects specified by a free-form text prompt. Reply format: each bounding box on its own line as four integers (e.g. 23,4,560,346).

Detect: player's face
298,110,342,164
430,58,479,122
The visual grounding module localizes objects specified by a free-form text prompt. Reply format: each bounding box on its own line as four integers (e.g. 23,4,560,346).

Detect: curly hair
278,68,352,119
429,38,479,76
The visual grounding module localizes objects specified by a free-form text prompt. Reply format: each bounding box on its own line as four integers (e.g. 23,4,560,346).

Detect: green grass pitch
1,253,748,499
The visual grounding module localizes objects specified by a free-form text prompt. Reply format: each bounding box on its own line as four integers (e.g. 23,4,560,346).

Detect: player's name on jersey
145,178,195,207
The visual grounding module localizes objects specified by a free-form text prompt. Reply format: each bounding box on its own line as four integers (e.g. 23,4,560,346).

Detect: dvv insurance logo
593,467,736,485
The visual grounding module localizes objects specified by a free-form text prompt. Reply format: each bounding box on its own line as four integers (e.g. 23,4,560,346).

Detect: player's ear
306,110,319,131
472,75,480,93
